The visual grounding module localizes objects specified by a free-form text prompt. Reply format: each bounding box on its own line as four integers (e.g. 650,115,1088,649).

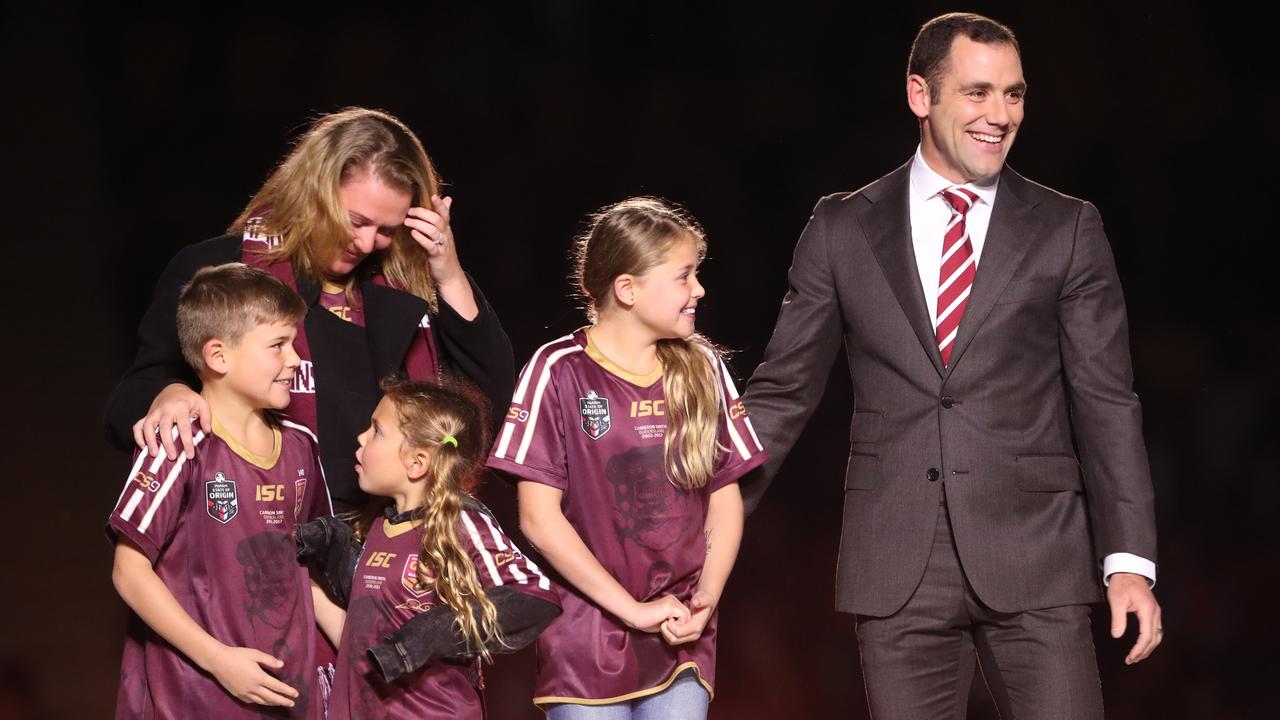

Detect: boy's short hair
177,263,307,375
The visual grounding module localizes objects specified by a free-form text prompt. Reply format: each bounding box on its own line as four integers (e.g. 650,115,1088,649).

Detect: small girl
487,198,767,718
298,378,559,719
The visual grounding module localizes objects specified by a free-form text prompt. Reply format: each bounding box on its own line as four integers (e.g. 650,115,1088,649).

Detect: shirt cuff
1101,552,1156,588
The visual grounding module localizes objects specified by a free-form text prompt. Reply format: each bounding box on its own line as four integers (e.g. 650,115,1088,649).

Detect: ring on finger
435,230,445,246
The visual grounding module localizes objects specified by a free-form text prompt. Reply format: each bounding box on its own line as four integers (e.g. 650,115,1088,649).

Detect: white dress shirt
907,146,1156,587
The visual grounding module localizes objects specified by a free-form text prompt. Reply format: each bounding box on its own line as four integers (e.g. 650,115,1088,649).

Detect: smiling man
742,13,1162,718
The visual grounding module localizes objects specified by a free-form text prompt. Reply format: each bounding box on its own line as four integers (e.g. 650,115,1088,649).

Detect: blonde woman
106,107,514,513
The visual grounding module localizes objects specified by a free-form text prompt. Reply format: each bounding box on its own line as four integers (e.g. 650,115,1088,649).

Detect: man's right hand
206,644,298,708
132,383,211,460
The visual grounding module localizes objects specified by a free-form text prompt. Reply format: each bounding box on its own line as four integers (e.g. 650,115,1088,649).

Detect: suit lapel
943,167,1044,375
862,161,946,377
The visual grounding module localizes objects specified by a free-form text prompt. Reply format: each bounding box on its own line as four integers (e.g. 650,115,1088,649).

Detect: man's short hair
908,13,1019,103
177,263,306,375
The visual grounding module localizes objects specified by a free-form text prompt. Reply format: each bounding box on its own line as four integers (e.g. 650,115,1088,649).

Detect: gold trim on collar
320,280,346,295
212,416,281,470
582,327,663,388
380,515,424,539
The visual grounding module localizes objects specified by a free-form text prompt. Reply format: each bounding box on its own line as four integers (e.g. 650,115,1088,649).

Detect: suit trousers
854,495,1105,720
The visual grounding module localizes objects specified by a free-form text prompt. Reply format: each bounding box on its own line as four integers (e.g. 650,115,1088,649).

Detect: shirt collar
909,145,1000,207
383,503,424,525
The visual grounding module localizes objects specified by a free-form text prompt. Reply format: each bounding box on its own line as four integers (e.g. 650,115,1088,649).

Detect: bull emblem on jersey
580,390,611,440
294,476,306,520
402,554,434,598
206,472,239,524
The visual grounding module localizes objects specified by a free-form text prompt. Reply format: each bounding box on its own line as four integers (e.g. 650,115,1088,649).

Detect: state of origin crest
206,472,239,524
579,390,611,440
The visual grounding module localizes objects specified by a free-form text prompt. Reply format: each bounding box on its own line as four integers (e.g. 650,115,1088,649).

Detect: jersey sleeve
707,357,768,494
106,433,204,562
457,508,559,605
486,348,571,490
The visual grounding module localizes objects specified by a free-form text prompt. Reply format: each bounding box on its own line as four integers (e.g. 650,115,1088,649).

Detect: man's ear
204,339,229,376
404,448,432,481
612,274,637,308
906,73,931,120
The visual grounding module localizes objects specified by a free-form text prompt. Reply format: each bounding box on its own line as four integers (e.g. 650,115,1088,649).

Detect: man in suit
741,13,1162,718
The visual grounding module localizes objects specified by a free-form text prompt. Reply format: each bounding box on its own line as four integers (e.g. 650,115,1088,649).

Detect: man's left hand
1107,572,1163,665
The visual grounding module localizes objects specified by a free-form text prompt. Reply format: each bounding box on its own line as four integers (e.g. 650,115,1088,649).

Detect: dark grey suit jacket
741,160,1157,617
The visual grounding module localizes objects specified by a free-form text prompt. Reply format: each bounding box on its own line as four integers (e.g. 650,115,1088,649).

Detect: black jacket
105,233,515,511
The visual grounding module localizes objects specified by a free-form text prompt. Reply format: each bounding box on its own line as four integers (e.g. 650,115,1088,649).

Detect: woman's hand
404,195,479,319
132,383,211,460
405,194,461,284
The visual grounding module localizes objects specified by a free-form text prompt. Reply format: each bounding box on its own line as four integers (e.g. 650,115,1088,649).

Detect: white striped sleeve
475,510,552,591
108,431,206,560
488,339,580,490
459,510,504,587
707,357,768,492
717,357,764,461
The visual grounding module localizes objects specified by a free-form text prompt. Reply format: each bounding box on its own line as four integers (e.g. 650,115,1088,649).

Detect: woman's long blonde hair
573,197,724,490
352,378,501,658
230,107,440,310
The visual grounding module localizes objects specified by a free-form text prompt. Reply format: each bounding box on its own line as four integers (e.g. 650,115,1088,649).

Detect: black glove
367,586,560,682
295,516,361,608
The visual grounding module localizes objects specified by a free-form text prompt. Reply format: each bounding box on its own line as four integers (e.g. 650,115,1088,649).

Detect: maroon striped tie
936,187,979,366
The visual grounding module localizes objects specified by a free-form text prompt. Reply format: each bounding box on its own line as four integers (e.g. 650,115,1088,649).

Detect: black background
3,1,1276,717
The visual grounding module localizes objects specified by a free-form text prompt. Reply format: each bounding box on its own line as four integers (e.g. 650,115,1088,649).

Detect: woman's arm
431,273,515,432
518,481,689,632
402,196,515,431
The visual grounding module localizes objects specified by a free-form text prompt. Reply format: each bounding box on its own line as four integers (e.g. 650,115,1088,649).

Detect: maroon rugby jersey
486,329,766,706
330,507,557,719
318,280,367,328
108,417,333,719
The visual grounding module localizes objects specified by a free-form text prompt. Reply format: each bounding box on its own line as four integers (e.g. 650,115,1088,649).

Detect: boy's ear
612,274,637,308
404,448,432,481
203,339,230,376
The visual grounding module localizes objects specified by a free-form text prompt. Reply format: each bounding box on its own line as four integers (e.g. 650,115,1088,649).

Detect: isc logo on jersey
580,390,611,440
401,554,435,597
206,472,239,524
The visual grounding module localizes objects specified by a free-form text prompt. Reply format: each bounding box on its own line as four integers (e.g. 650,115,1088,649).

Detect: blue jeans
545,669,710,720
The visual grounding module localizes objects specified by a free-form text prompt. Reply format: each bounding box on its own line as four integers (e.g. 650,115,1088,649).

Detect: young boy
108,263,335,719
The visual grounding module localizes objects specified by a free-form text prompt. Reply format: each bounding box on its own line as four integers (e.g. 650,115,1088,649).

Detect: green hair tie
441,435,459,448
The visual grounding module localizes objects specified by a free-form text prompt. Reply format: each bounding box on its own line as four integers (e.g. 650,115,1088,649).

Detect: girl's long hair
572,197,724,489
230,107,441,311
351,378,501,658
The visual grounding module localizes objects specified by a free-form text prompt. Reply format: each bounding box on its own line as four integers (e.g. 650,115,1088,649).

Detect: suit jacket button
941,396,955,408
926,468,940,482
